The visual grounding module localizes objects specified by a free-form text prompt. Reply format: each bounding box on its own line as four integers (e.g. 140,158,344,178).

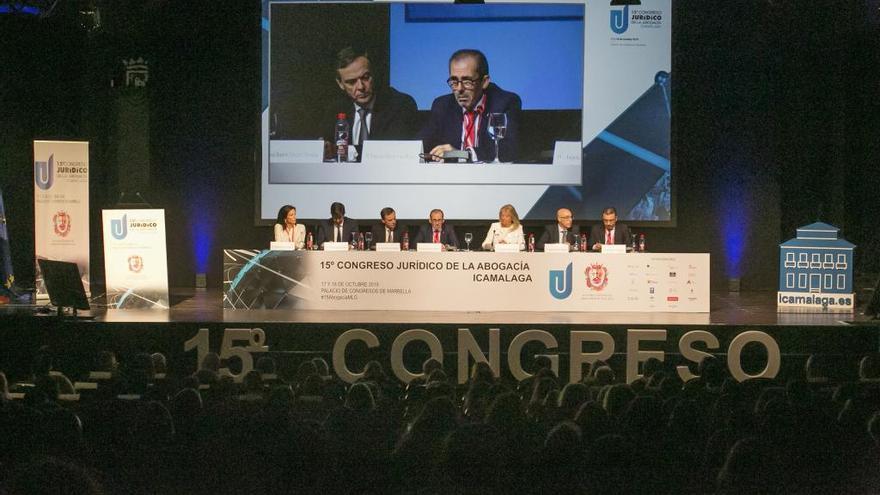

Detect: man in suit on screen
420,49,521,163
588,206,632,251
536,207,581,251
414,209,459,250
321,47,419,160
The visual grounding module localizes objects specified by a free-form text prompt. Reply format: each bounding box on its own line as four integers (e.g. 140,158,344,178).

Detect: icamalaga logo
549,263,573,300
111,214,128,240
34,154,54,190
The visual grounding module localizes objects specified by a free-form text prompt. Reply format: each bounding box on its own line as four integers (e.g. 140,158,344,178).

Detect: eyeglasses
447,76,483,90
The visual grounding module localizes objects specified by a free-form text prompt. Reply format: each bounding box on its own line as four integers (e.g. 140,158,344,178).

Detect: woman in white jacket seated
273,204,306,249
482,204,525,251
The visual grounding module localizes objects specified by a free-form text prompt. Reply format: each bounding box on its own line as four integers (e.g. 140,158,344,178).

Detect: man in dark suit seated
414,209,459,250
588,206,632,251
321,47,419,161
537,207,580,251
420,49,521,163
317,202,359,246
370,206,406,246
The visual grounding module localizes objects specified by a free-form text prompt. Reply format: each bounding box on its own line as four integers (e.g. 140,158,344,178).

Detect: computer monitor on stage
37,259,90,313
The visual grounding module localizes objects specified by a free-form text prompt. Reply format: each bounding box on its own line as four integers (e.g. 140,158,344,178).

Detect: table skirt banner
223,250,709,313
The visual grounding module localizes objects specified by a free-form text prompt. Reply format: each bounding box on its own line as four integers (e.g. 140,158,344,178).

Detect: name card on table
362,140,424,165
600,244,627,254
270,242,296,251
494,243,522,253
544,243,570,253
323,242,349,252
553,141,581,165
375,242,401,252
269,140,324,163
417,243,442,252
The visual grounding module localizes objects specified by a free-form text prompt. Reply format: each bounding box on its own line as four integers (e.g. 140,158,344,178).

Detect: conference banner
33,140,90,298
224,250,710,312
102,209,170,309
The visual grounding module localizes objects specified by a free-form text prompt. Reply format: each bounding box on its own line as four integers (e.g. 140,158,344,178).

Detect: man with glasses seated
420,49,521,163
321,46,419,160
536,207,581,251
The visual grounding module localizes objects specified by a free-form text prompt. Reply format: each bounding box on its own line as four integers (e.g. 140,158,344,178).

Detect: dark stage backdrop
0,0,877,292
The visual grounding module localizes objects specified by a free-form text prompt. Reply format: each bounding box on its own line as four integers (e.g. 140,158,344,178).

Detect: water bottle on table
335,113,350,163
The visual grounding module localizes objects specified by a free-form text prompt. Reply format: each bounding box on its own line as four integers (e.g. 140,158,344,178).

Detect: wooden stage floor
76,289,877,327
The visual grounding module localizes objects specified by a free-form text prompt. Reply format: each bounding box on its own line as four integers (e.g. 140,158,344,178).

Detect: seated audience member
150,352,167,377
370,206,405,245
0,371,9,402
481,203,525,251
537,207,580,251
588,206,632,250
321,46,419,159
31,348,75,395
420,49,521,163
414,208,459,250
273,204,306,248
316,202,359,245
858,354,880,382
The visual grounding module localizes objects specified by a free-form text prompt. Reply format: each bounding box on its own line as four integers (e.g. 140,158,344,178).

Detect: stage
1,288,877,387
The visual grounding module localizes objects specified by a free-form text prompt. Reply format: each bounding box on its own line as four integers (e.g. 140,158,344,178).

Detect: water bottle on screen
631,235,638,253
350,232,357,250
306,231,314,250
402,231,410,251
357,232,365,251
527,233,535,252
572,235,579,252
335,113,349,163
464,232,473,251
579,233,588,252
639,233,646,252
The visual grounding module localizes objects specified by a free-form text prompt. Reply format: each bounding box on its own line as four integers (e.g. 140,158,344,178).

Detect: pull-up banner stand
33,140,90,299
102,209,170,309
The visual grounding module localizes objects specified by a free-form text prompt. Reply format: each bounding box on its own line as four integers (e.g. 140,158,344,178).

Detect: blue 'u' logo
610,5,629,34
549,262,573,300
34,155,54,190
111,214,128,240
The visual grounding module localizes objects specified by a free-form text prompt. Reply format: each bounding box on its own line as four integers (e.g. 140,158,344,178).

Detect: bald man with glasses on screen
420,49,521,163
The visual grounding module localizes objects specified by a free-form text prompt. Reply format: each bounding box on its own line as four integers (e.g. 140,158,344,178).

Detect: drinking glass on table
464,232,473,251
487,113,508,163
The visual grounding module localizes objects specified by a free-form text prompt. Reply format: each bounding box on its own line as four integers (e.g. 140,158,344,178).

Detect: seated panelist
536,207,580,251
370,207,406,246
273,204,306,249
316,202,360,246
482,204,525,251
589,206,632,251
414,209,459,250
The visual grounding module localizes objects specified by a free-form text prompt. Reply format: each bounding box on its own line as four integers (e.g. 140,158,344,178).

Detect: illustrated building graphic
778,222,855,310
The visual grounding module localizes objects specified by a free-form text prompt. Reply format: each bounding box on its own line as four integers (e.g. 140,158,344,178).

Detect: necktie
433,230,440,243
606,231,613,245
336,225,342,242
463,111,476,149
358,108,369,146
560,230,565,243
386,229,392,243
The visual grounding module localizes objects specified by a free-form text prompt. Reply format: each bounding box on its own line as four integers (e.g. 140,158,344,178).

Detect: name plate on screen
601,244,627,254
552,141,581,165
494,243,521,253
362,140,423,165
375,242,401,252
269,241,296,251
416,243,442,252
269,140,324,163
544,243,570,253
323,242,350,252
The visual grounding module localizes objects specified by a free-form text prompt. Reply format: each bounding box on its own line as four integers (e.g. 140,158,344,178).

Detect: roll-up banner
33,140,90,298
102,209,170,309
